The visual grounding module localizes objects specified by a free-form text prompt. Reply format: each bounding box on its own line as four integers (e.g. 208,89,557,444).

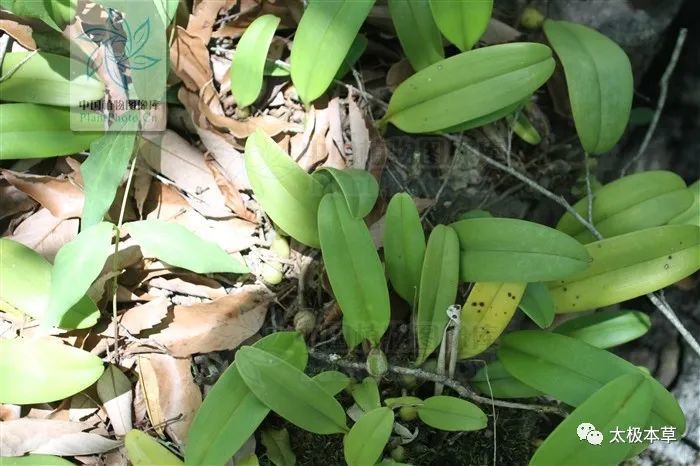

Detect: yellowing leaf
458,282,525,359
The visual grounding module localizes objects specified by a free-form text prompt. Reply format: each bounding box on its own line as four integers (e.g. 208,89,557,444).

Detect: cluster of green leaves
186,332,487,466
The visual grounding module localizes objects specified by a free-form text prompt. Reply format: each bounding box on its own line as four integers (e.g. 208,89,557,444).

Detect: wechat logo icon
577,422,604,446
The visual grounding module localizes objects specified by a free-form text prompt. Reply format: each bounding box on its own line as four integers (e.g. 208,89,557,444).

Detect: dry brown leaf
0,418,120,457
140,130,232,218
135,355,166,437
482,18,521,45
101,297,170,338
189,0,233,42
347,98,370,169
136,353,202,446
0,181,35,221
2,169,84,219
8,208,79,261
170,26,212,91
0,19,36,49
144,182,258,253
0,404,21,422
386,59,414,91
147,285,270,356
324,97,347,169
149,276,227,300
211,0,299,39
197,128,251,190
96,365,133,437
205,153,256,222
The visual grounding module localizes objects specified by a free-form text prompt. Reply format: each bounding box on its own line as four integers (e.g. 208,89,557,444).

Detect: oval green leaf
549,225,700,312
543,19,633,154
381,43,554,134
313,371,351,397
471,359,542,399
451,217,591,282
383,193,426,305
81,111,140,228
388,0,444,71
458,282,526,359
245,129,324,247
557,170,693,243
230,14,281,108
428,0,492,51
335,34,369,80
0,338,104,404
416,225,459,364
318,192,390,347
312,167,379,219
669,179,700,226
554,310,651,349
344,407,394,466
47,221,114,329
290,0,375,103
497,330,686,433
351,377,381,412
0,455,76,466
0,239,99,328
0,103,103,160
0,51,104,106
261,428,296,466
186,332,307,466
417,395,487,431
125,219,248,273
125,429,184,465
235,346,348,434
518,282,555,329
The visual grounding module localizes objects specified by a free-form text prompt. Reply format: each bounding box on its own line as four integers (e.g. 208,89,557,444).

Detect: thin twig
309,349,567,416
583,152,594,224
647,291,700,356
621,28,688,175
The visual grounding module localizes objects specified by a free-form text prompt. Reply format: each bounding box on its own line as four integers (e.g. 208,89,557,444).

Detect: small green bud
520,7,545,30
294,310,316,336
366,348,388,379
399,406,417,422
390,445,406,462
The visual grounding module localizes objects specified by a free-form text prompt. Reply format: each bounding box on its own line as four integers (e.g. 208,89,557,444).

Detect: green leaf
530,373,653,466
380,43,554,134
245,129,324,247
0,455,76,466
230,14,280,107
47,222,114,328
0,338,104,404
451,217,591,282
458,282,525,358
318,192,390,347
415,225,459,364
0,0,75,30
344,407,394,466
457,209,492,220
497,330,686,433
543,20,633,154
235,346,348,434
0,103,102,160
440,98,526,134
351,377,381,412
290,0,375,103
669,180,700,226
471,360,542,399
549,225,700,312
264,59,291,77
383,193,426,305
508,109,542,145
384,396,423,408
428,0,492,51
312,167,379,219
0,51,104,106
557,171,693,243
261,428,296,466
388,0,443,71
81,111,139,228
313,371,351,396
0,239,99,327
417,396,487,431
152,0,180,25
186,332,307,466
125,429,184,465
125,219,248,273
518,282,555,329
335,33,369,80
554,310,651,348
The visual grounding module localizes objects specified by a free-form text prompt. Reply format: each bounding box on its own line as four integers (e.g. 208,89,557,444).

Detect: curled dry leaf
135,353,202,446
0,418,120,457
102,297,170,338
170,26,212,91
0,19,37,49
147,285,270,356
96,365,133,437
0,181,35,221
348,98,370,170
148,276,227,300
8,208,79,262
140,130,231,218
2,169,84,219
